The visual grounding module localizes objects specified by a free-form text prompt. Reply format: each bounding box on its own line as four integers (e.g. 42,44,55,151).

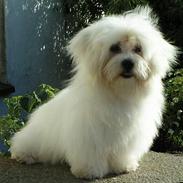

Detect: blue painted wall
5,0,70,95
0,0,74,153
0,0,71,115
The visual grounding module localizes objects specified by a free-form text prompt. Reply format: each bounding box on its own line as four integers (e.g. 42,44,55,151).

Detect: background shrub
153,69,183,152
0,0,183,154
1,71,183,154
0,84,59,155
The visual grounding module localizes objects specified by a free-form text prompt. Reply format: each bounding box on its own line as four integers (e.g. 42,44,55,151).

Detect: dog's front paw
123,161,139,173
71,165,106,179
71,167,92,179
111,161,139,175
110,156,139,175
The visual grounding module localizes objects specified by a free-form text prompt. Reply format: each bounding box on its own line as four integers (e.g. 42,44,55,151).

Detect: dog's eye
133,46,142,54
110,44,121,53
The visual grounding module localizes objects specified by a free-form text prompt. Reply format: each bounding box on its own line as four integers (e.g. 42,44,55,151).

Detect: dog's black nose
121,59,134,72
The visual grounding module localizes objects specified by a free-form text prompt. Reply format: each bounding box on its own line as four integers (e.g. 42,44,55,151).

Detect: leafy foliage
149,0,183,66
1,71,183,154
1,0,182,155
153,69,183,152
0,84,59,154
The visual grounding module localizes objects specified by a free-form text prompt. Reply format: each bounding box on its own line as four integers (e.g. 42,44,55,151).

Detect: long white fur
10,6,177,179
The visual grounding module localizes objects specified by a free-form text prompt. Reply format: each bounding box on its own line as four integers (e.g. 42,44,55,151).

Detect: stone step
0,151,183,183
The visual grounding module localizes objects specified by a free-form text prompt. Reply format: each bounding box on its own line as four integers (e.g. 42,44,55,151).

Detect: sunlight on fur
10,6,177,179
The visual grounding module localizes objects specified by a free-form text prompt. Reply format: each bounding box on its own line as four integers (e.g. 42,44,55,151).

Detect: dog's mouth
120,72,134,79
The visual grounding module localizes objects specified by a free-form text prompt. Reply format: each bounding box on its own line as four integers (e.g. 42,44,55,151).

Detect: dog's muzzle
121,58,134,78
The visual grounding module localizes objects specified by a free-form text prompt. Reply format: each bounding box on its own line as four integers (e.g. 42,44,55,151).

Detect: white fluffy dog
10,6,177,179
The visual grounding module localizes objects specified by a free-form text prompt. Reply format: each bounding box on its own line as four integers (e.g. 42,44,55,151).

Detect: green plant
153,69,183,152
149,0,183,67
0,84,59,154
1,69,183,155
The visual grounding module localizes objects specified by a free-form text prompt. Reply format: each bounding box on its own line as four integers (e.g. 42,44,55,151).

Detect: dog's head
67,6,177,89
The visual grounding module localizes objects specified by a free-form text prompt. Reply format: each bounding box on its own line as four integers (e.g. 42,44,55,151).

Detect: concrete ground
0,151,183,183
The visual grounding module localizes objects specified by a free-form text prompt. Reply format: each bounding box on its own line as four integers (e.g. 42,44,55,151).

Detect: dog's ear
131,6,178,78
67,27,91,64
151,38,178,78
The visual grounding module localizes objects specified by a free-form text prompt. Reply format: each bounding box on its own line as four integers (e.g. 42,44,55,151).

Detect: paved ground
0,151,183,183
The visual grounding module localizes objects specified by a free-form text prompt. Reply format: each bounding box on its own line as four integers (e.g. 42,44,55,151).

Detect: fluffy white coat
10,6,177,179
